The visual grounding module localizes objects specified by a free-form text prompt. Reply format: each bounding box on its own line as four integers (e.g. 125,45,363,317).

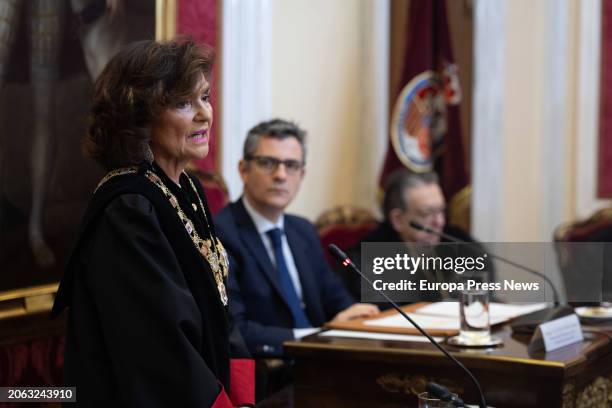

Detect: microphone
408,221,560,305
328,244,486,408
427,382,465,406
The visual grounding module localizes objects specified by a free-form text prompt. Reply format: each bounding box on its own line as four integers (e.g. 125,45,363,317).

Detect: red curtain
380,0,468,202
0,335,65,408
177,0,220,172
599,0,612,198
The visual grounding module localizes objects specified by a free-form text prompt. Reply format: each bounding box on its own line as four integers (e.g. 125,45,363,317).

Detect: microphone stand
328,244,487,408
409,221,560,306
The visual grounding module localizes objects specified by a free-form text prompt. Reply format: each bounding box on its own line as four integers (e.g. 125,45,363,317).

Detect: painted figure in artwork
0,0,132,267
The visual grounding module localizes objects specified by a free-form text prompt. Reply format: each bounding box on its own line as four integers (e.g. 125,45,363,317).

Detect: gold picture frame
157,0,177,41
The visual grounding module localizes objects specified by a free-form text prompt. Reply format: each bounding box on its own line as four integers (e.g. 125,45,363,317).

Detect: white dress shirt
242,197,320,338
242,196,304,301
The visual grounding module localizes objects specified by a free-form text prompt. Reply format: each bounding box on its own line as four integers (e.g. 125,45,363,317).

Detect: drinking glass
459,289,491,345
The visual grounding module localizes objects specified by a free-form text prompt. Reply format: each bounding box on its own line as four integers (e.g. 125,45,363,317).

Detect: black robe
52,164,238,407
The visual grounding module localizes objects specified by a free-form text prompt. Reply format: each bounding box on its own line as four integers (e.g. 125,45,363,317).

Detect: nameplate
528,314,583,352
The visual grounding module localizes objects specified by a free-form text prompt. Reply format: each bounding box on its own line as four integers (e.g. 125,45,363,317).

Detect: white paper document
363,302,548,331
320,329,444,343
364,313,460,330
415,302,548,319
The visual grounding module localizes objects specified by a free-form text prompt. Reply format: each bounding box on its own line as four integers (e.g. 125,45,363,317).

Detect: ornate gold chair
554,208,612,304
315,205,379,268
554,208,612,242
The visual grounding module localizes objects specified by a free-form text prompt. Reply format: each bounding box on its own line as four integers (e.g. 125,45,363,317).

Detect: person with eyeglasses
341,169,484,302
214,119,379,366
380,170,451,245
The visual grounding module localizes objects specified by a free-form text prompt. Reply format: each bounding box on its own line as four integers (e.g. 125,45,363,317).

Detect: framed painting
0,0,171,317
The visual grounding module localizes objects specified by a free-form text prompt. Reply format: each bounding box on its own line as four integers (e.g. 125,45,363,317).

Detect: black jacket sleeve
70,194,224,407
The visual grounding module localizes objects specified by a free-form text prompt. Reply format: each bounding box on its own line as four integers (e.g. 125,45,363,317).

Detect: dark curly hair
83,38,215,170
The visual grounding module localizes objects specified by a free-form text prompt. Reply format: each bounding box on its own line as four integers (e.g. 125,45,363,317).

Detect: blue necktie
266,228,311,328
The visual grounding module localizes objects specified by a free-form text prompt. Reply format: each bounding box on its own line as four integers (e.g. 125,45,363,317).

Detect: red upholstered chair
315,205,379,268
186,168,230,215
554,208,612,242
0,312,66,408
554,208,612,304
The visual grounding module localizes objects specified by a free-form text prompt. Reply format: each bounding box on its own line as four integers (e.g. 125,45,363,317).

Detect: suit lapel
232,200,291,307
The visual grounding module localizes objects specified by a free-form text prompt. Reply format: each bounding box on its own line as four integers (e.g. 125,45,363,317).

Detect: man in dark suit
344,169,483,301
215,119,379,358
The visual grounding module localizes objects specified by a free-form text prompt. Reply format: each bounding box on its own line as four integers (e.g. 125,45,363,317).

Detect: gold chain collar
95,166,229,306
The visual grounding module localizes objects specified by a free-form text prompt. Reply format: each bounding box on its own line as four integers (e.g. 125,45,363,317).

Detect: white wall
501,0,545,240
472,0,609,242
269,0,361,219
221,0,388,221
223,0,610,231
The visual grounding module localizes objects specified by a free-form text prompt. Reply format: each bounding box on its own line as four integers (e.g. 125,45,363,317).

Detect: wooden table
283,323,612,407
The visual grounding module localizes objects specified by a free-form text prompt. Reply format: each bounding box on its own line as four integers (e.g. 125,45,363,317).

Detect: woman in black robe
52,38,254,407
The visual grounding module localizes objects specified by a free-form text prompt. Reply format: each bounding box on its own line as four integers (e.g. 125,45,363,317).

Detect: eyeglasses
408,207,446,219
245,155,304,174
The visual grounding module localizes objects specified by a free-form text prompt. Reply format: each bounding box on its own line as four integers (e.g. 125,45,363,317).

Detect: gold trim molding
448,184,472,232
156,0,177,41
0,283,58,320
563,374,612,408
376,373,463,397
